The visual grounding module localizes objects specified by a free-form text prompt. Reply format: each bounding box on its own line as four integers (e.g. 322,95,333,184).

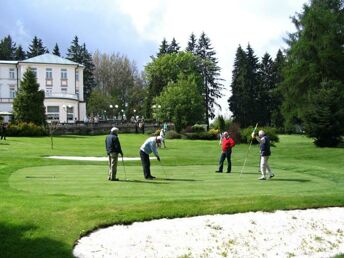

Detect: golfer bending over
216,132,235,173
105,127,123,181
140,136,162,180
252,130,274,180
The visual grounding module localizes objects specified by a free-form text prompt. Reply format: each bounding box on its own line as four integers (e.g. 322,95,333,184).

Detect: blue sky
0,0,307,116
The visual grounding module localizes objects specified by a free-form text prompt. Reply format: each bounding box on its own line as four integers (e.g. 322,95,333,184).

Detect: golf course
1,134,344,258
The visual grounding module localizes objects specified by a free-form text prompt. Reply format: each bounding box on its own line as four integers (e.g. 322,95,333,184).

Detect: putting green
9,164,333,200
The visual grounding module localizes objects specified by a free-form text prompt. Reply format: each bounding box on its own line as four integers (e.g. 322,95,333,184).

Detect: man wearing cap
252,130,274,180
216,131,235,173
139,136,162,179
105,127,123,181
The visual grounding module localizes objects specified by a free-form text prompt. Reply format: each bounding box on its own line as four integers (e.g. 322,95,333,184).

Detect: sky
0,0,307,117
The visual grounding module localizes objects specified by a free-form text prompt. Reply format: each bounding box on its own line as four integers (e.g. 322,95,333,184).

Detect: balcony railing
45,92,79,100
0,98,14,103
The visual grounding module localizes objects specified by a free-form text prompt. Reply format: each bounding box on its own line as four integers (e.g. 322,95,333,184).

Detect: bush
7,122,47,136
165,130,182,139
183,129,219,140
211,116,233,131
240,127,279,144
191,124,206,132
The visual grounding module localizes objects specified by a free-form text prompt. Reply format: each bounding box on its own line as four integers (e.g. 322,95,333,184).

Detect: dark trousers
218,149,232,173
140,150,151,178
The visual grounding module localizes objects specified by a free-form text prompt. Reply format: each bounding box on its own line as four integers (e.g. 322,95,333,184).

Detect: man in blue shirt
140,136,162,179
105,127,123,181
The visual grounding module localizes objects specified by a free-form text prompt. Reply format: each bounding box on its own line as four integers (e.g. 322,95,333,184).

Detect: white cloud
117,0,306,118
11,20,31,47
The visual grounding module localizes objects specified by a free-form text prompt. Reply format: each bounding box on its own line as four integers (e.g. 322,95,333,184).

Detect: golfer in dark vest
105,127,123,181
252,130,274,180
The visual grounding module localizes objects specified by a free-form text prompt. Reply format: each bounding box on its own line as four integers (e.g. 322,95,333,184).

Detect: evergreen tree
0,35,16,60
15,45,26,60
157,38,169,57
27,36,48,58
13,69,46,125
281,0,344,146
67,36,96,103
167,37,180,54
270,49,285,128
196,32,223,129
186,33,197,54
52,43,61,56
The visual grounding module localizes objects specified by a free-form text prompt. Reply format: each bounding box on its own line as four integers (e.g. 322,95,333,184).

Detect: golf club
121,156,128,181
159,159,168,179
240,123,258,177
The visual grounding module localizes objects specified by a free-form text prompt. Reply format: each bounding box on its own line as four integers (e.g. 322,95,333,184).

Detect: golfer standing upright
252,130,274,180
140,136,162,180
216,132,235,173
105,127,123,181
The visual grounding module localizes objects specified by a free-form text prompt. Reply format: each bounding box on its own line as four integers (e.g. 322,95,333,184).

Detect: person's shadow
0,223,72,258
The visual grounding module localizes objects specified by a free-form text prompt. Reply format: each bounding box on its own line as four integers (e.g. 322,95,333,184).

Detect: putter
121,156,128,181
240,123,258,177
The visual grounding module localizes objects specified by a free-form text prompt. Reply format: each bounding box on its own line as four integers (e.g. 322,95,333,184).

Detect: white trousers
260,156,273,177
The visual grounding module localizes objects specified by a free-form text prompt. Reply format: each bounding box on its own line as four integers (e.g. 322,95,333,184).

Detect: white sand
46,156,153,161
73,207,344,258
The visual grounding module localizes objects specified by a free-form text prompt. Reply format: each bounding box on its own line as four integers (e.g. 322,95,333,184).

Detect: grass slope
0,134,343,258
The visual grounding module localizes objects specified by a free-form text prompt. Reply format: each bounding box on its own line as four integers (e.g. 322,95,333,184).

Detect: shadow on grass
270,178,311,183
0,223,72,258
0,142,9,145
155,178,201,182
117,179,170,184
53,135,89,139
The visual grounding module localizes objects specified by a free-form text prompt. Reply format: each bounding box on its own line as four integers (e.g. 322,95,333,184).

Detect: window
46,68,52,79
61,69,67,79
9,68,15,79
76,71,79,81
45,87,52,96
76,89,79,99
46,106,59,121
30,68,37,78
9,85,16,98
67,106,74,121
61,87,67,93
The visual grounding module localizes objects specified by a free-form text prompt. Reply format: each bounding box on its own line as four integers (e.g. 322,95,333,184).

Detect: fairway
1,134,344,258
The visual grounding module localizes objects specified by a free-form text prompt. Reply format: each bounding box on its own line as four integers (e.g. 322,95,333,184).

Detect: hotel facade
0,53,86,123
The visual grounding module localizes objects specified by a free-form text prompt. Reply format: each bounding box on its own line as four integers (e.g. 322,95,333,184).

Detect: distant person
1,123,7,140
105,127,123,181
252,130,274,180
139,121,145,134
159,128,166,148
139,136,162,180
163,122,168,132
216,132,235,173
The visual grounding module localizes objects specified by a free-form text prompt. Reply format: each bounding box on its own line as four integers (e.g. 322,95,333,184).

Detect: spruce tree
167,38,180,54
196,32,223,129
281,0,344,146
81,43,96,103
66,36,83,63
0,35,16,60
13,69,46,125
15,45,26,60
157,38,169,57
52,43,61,56
186,33,197,54
27,36,48,58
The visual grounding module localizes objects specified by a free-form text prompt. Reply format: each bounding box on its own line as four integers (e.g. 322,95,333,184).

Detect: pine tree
196,32,223,129
52,43,61,56
186,33,197,54
81,44,96,103
15,45,26,60
27,36,48,58
167,38,180,54
0,35,16,60
66,36,83,63
13,69,46,125
157,38,169,57
281,0,344,146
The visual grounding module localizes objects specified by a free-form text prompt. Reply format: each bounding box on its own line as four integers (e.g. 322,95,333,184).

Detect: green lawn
0,134,343,258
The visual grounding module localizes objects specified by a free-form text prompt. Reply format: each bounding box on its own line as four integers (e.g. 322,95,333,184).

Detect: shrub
165,130,182,139
240,127,279,144
7,122,47,136
191,124,206,132
183,129,219,140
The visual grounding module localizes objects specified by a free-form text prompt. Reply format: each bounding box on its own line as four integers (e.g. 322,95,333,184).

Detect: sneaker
258,176,266,180
215,171,223,173
145,177,154,180
269,174,275,178
150,175,156,179
110,178,119,181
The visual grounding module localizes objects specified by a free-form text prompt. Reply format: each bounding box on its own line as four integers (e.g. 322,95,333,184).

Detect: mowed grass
0,134,343,258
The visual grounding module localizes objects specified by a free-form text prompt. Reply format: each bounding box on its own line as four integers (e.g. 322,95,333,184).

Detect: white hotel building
0,53,86,123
